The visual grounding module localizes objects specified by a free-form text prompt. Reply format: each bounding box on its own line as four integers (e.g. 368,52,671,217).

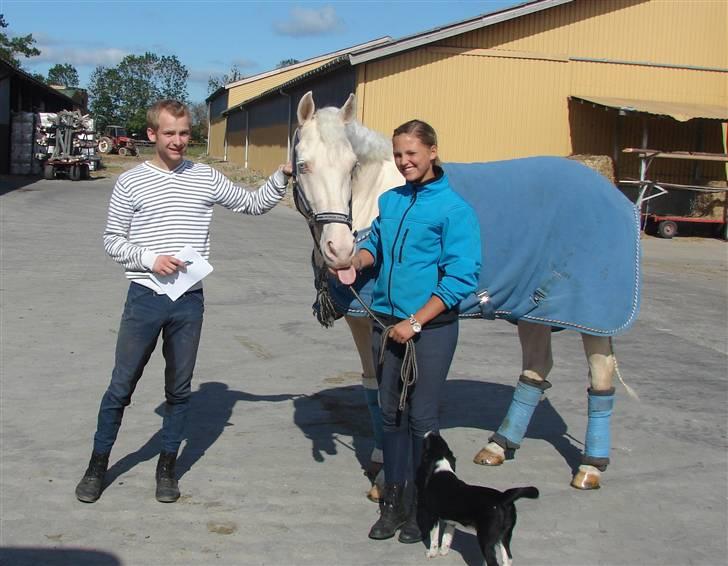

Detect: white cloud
33,42,128,68
274,5,344,37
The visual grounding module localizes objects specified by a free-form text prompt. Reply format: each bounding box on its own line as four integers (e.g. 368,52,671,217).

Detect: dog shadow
104,381,299,485
291,378,583,475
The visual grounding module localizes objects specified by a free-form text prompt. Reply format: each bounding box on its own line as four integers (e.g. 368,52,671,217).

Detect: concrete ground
1,174,726,566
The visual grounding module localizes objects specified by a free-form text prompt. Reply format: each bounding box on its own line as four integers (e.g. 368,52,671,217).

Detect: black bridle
290,128,353,237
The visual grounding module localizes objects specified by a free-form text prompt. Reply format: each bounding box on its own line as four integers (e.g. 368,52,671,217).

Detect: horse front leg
344,315,384,500
571,334,616,490
474,320,553,466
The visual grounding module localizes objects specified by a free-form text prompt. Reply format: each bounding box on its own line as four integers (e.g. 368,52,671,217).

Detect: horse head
293,91,358,269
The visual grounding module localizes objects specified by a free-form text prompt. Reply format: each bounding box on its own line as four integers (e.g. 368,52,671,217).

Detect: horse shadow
105,381,299,485
291,378,583,475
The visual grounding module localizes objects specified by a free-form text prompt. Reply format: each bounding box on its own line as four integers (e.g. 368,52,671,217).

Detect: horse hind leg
344,315,384,500
571,334,616,490
474,320,553,466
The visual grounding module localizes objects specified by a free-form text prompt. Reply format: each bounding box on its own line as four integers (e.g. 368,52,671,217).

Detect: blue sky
2,0,521,103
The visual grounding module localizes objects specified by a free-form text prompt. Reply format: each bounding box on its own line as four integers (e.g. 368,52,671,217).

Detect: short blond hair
146,99,190,130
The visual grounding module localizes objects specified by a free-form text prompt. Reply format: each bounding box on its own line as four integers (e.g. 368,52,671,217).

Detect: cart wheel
80,164,90,180
43,163,55,180
118,147,129,157
657,220,678,239
70,165,82,181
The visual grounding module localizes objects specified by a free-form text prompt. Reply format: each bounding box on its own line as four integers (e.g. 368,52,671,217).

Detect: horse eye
296,160,308,174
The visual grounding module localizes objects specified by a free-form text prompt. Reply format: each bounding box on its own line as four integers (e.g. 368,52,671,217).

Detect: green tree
88,65,124,132
207,64,245,95
47,63,79,87
0,14,40,68
189,101,208,142
88,52,189,135
276,58,299,69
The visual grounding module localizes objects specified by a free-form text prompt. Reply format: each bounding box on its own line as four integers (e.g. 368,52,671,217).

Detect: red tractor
97,125,138,156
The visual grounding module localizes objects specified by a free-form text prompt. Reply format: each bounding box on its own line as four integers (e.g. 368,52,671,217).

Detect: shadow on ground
103,381,299,487
0,547,120,566
291,378,582,473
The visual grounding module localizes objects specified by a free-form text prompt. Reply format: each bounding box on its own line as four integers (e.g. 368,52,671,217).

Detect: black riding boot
75,451,109,503
155,451,180,503
398,495,423,543
368,483,407,540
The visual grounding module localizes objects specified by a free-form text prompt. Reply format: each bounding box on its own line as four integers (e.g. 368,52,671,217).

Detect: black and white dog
416,432,539,566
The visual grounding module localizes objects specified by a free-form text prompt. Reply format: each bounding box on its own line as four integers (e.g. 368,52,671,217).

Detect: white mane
345,120,393,165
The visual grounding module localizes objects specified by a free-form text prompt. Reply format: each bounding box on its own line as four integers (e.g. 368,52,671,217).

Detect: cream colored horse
293,91,629,491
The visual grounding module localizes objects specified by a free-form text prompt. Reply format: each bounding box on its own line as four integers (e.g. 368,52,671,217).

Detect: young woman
344,120,481,542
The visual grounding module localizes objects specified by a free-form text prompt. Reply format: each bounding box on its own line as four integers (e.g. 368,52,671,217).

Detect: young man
76,99,292,503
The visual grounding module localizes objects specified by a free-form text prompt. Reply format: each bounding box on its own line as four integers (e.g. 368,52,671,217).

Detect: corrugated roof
223,56,349,115
0,59,77,107
571,95,728,122
208,37,390,105
348,0,573,65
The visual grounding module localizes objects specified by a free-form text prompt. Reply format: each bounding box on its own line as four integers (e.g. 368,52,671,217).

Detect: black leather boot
398,496,422,543
368,483,406,540
155,451,180,503
75,451,109,503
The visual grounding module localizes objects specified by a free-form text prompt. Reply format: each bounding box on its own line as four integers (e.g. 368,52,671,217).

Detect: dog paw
426,547,439,558
439,546,451,556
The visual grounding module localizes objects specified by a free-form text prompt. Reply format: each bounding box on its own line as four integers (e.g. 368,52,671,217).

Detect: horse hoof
473,446,505,466
367,482,382,502
571,465,601,490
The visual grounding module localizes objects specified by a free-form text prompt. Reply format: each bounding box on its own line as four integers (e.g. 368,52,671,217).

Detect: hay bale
690,180,727,220
567,154,616,184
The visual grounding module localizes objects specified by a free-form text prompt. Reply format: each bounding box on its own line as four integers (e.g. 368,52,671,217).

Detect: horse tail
611,337,640,401
501,486,539,506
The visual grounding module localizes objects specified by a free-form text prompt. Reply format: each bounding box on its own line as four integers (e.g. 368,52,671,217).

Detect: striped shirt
103,159,288,292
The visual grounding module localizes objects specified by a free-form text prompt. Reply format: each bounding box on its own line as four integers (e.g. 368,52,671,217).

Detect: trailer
36,110,99,181
620,148,728,239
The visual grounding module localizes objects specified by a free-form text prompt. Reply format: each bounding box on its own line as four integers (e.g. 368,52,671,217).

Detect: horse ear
340,93,356,123
297,91,315,125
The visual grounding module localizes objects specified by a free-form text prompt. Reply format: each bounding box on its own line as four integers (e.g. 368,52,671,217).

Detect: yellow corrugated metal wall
246,125,289,175
357,0,727,165
208,117,226,159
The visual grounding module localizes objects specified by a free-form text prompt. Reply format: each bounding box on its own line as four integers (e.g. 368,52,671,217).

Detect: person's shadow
292,378,582,566
292,378,582,473
105,381,299,485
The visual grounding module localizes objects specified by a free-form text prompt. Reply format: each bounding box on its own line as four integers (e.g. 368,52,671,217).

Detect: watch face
413,322,422,333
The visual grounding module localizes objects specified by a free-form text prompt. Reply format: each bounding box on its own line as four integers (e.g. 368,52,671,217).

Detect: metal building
213,0,727,190
0,60,78,175
205,38,390,166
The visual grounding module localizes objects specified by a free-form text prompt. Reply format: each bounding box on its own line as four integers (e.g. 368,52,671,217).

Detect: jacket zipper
398,229,410,263
387,190,418,315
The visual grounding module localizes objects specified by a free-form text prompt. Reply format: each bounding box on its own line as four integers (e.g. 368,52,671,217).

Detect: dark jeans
372,320,458,485
93,283,204,455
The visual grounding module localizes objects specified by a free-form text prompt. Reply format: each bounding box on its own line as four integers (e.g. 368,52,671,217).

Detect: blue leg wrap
364,387,384,451
583,388,615,470
492,377,547,450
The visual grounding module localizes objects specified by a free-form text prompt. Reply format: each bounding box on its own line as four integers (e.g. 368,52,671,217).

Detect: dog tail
501,486,539,506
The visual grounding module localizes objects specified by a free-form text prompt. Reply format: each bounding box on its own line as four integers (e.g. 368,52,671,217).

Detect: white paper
150,245,213,301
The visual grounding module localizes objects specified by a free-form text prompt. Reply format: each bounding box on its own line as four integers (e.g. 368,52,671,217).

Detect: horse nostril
326,241,337,256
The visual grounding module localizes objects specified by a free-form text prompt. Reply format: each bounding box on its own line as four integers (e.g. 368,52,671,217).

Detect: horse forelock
304,107,354,163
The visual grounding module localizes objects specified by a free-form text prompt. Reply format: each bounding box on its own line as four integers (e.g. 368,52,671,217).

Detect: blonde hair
146,99,190,130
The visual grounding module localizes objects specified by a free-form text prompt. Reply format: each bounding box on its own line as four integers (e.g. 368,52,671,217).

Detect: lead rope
349,284,418,411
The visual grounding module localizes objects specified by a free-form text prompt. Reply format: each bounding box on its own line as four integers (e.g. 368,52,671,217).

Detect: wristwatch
408,315,422,333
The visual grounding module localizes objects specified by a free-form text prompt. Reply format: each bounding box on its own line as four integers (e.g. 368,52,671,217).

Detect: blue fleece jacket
360,168,481,320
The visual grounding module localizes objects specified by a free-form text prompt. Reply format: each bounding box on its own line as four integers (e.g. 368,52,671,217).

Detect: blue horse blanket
326,156,641,336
